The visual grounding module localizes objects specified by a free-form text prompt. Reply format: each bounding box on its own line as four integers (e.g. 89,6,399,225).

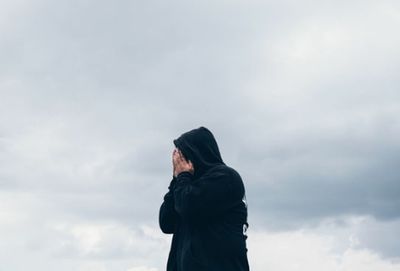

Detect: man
159,126,250,271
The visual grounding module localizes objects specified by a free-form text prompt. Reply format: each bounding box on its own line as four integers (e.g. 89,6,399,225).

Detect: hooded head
173,126,225,178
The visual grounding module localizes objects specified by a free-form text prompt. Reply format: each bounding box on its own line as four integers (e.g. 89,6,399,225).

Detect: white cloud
79,262,108,271
48,221,170,259
248,226,400,271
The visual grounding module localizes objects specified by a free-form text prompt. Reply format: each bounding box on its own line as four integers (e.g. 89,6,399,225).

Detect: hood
173,126,225,178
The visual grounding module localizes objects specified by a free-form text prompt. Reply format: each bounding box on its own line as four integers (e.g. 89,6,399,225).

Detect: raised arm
159,176,179,234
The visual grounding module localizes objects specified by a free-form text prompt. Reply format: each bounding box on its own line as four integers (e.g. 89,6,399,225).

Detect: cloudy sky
1,0,399,270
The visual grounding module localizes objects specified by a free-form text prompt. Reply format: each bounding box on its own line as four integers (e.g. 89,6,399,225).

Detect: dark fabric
159,126,250,271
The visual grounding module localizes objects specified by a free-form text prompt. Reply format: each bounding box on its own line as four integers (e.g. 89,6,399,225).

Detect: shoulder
206,165,245,198
205,164,243,182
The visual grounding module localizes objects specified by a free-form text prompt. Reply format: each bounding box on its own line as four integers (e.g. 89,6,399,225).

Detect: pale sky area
1,0,400,270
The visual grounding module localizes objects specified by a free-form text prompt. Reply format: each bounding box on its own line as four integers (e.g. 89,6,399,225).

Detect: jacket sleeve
159,176,179,234
173,169,240,221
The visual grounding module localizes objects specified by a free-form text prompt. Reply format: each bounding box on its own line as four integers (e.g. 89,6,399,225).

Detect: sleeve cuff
176,171,194,180
168,177,177,190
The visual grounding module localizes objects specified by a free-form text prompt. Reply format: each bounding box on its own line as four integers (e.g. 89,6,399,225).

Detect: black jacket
159,127,250,271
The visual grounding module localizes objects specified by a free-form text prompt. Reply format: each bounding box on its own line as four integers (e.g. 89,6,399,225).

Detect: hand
172,148,194,177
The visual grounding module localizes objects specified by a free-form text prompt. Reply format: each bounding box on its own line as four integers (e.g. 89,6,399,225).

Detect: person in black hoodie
159,126,250,271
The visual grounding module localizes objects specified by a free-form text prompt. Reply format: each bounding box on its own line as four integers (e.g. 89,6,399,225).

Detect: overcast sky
1,0,400,270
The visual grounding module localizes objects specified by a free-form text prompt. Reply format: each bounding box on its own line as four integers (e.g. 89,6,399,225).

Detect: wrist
177,171,193,178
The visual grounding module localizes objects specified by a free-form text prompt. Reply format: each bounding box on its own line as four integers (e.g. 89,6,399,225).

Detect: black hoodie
159,126,250,271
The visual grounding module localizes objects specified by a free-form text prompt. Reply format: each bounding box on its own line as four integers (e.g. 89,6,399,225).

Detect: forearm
159,177,179,234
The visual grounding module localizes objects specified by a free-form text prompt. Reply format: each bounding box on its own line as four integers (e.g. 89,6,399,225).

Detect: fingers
173,150,195,176
173,148,194,169
172,149,177,161
173,149,180,160
172,150,185,171
176,149,185,161
178,151,193,167
177,151,189,165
